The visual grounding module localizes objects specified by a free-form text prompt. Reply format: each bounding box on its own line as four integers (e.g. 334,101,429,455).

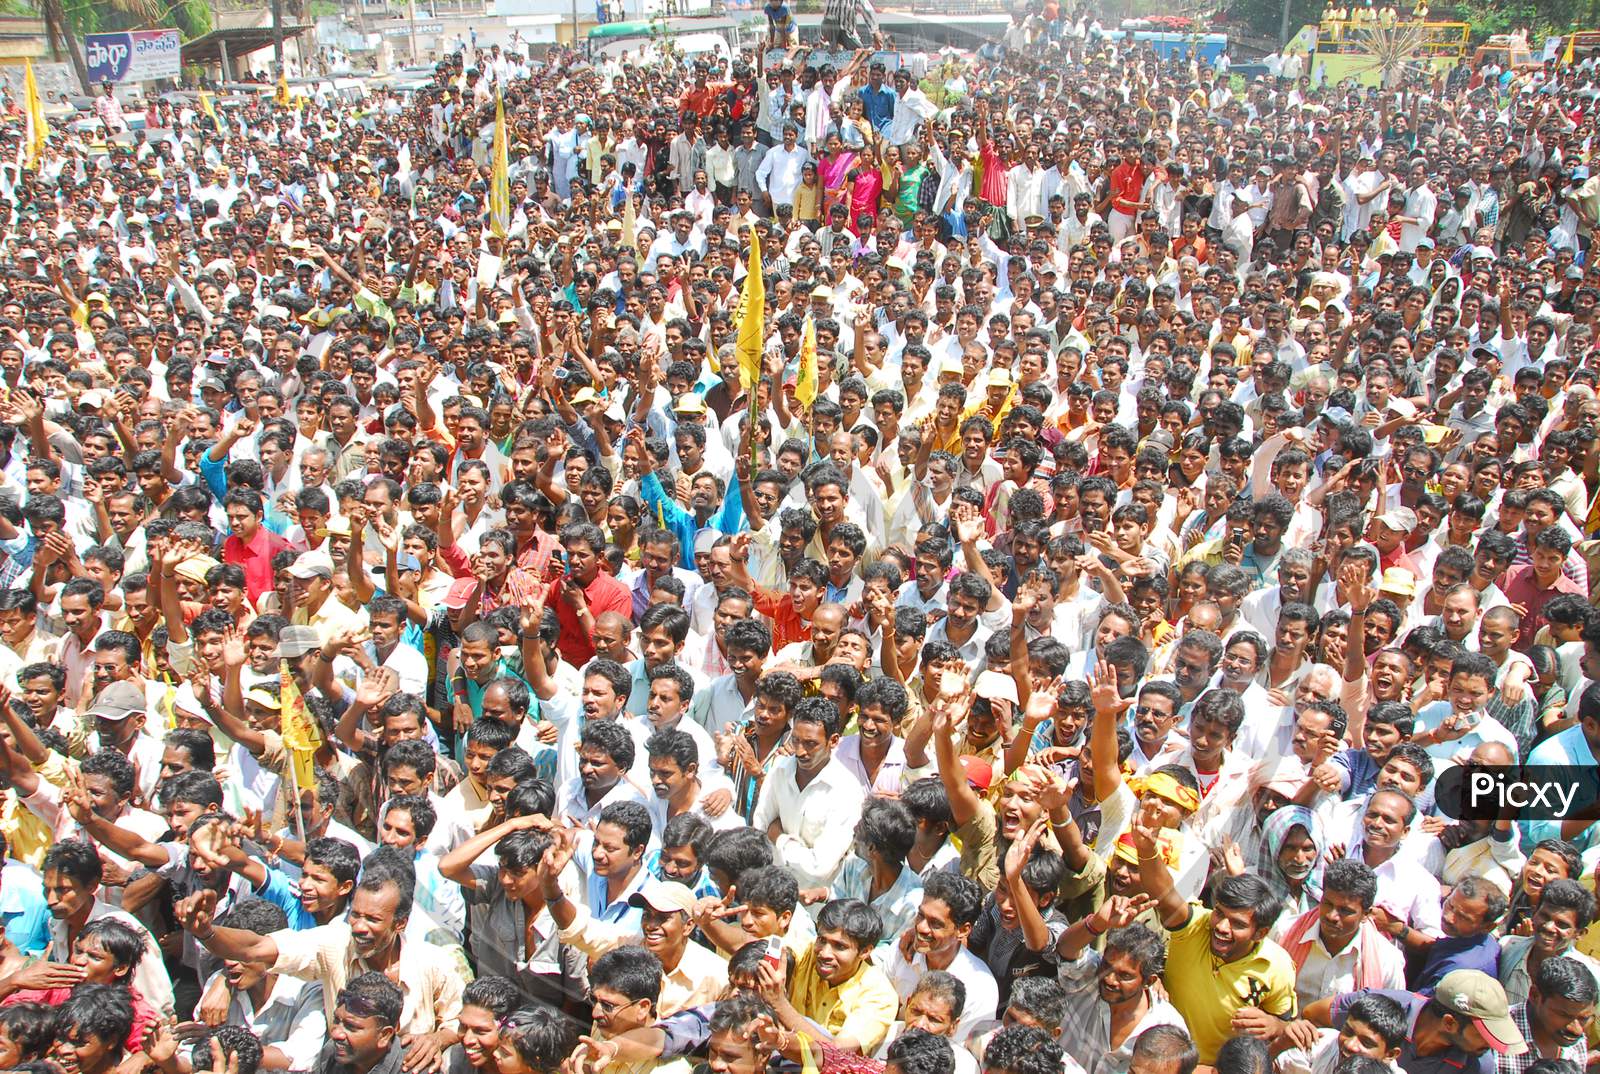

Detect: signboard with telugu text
85,29,182,85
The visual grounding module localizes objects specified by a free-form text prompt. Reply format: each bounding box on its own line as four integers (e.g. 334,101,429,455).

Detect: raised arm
1087,659,1129,804
1132,818,1190,930
177,888,281,965
929,689,981,827
440,814,547,889
1001,818,1053,952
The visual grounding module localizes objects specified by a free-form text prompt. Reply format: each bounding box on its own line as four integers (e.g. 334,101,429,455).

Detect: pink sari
819,150,858,215
847,168,883,233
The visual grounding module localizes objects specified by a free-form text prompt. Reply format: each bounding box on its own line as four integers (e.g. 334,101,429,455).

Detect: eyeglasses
587,992,639,1016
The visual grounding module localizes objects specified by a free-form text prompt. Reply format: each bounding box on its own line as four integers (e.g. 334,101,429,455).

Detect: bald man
1439,742,1521,895
771,602,848,669
591,612,634,665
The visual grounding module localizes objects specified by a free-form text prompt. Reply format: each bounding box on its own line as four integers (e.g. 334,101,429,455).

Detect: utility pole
273,0,284,71
408,0,418,61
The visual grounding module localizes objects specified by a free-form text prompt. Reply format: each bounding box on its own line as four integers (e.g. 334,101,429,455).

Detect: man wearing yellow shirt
286,550,370,646
756,898,900,1055
1131,820,1298,1064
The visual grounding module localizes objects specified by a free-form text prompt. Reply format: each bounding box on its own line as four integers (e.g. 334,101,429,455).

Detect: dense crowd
3,15,1600,1074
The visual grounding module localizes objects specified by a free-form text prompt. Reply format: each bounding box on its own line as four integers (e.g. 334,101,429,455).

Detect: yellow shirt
1162,904,1298,1064
787,945,900,1055
293,597,370,647
0,793,54,869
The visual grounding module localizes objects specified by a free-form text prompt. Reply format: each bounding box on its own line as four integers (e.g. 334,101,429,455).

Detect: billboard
85,29,182,84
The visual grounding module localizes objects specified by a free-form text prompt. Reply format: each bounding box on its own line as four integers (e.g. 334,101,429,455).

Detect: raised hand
221,625,247,669
175,888,218,935
1341,559,1375,613
1004,816,1047,879
1089,659,1131,717
1093,892,1156,933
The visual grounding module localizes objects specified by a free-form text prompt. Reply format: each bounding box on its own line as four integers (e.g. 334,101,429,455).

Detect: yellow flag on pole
489,90,509,240
23,60,46,170
278,659,322,809
736,229,764,392
198,88,218,126
276,70,290,106
795,314,818,408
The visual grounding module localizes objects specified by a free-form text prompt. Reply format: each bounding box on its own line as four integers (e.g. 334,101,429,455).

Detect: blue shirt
1330,748,1380,799
1521,723,1600,852
580,849,648,932
858,84,898,133
253,864,319,929
1409,934,1502,992
0,862,51,955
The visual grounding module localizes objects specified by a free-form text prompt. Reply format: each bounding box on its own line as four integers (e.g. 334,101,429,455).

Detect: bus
586,16,750,61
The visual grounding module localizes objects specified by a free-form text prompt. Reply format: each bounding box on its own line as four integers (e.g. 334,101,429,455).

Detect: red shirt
1501,563,1586,649
222,524,290,603
546,570,633,666
1110,162,1146,216
752,586,812,650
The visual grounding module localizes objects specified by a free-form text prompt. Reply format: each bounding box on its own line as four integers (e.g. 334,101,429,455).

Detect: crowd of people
3,13,1600,1074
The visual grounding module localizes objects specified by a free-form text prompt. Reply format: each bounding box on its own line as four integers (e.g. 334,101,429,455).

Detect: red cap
959,755,993,790
442,576,478,610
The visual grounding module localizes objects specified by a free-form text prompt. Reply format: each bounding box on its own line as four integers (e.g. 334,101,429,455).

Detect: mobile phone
760,935,784,969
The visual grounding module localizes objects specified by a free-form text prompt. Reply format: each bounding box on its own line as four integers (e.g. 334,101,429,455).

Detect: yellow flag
23,60,46,170
736,229,764,392
278,659,322,806
198,88,218,126
489,90,509,240
276,71,290,107
795,313,818,408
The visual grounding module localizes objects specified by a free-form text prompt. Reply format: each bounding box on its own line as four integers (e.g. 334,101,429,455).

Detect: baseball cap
975,669,1018,706
628,880,697,915
442,576,479,610
275,625,323,659
1318,406,1353,429
958,755,992,790
986,367,1014,387
86,681,146,721
1434,971,1526,1055
287,550,335,580
1376,507,1418,534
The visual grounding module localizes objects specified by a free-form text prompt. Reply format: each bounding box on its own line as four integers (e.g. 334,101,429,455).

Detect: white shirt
874,941,1001,1039
1269,918,1406,1010
757,144,812,206
1353,842,1444,939
750,755,865,888
1400,183,1438,253
209,969,326,1072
